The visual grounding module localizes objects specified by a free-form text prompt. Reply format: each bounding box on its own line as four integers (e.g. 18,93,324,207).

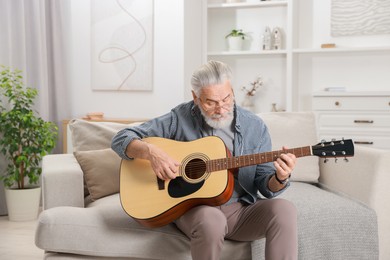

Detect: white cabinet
313,92,390,150
203,0,390,113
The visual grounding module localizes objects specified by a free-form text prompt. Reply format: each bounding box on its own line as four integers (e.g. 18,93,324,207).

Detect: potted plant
225,29,247,51
0,66,58,221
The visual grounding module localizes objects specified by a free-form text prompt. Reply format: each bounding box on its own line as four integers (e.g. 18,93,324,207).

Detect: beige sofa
35,112,386,259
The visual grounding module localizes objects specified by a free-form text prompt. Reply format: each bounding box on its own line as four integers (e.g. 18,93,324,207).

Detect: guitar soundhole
185,158,206,180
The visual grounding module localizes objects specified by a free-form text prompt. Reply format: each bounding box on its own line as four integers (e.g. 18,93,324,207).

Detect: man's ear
192,91,198,105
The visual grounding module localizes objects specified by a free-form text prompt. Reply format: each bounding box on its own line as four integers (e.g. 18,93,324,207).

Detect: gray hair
191,60,232,96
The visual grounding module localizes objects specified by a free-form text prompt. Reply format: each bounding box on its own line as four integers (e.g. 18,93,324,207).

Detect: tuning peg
344,157,349,162
324,158,329,163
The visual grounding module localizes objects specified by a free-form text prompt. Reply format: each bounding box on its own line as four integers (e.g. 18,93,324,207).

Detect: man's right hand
146,143,180,180
125,139,180,180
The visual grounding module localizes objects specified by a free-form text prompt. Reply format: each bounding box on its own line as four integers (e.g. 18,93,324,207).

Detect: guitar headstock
312,139,354,161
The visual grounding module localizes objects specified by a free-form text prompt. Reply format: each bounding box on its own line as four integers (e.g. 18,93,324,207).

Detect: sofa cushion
35,193,252,260
35,183,378,259
259,112,320,183
280,183,378,259
74,148,121,201
69,119,141,152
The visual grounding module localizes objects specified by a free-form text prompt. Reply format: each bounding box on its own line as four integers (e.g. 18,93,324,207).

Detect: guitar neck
207,146,312,172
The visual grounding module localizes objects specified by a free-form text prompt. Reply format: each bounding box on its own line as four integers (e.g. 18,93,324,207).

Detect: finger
163,165,177,179
275,159,292,174
274,160,289,174
169,163,179,173
273,162,290,180
276,157,289,169
155,171,165,181
280,154,295,167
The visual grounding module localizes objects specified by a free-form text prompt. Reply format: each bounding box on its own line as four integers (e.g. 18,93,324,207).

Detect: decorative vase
261,26,272,50
271,103,278,112
227,37,243,51
242,95,255,112
5,187,41,221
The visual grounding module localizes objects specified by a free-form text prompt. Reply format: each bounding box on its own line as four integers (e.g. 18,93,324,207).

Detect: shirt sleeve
111,112,177,160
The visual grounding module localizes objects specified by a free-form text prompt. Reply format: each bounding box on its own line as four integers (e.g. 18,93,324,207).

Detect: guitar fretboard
207,146,312,172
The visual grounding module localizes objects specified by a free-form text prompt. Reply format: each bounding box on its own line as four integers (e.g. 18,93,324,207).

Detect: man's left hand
273,146,297,182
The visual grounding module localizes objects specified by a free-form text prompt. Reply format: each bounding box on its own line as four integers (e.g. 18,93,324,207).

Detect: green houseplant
225,29,247,40
0,66,58,220
225,29,247,51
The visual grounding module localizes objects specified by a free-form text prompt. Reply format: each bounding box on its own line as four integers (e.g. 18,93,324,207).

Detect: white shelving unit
205,0,291,113
203,0,390,113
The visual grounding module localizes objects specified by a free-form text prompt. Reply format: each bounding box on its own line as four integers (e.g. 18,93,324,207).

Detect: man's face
192,80,235,129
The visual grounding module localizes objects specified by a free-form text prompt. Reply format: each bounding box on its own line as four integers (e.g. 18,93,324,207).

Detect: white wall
311,0,390,48
67,0,390,118
309,0,390,92
295,0,390,110
68,0,189,120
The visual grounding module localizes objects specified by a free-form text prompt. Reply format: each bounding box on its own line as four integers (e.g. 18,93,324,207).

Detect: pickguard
168,177,204,198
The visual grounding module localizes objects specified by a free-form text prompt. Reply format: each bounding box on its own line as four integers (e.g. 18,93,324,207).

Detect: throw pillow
74,148,121,201
259,112,320,183
69,119,142,152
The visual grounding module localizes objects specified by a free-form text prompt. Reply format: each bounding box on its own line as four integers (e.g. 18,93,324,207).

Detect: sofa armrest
42,154,84,210
319,145,389,208
319,145,390,259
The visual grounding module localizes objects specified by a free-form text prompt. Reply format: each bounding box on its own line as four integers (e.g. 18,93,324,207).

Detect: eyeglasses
198,94,233,111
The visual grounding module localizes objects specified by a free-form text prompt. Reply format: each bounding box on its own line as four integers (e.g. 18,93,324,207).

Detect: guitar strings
180,149,306,177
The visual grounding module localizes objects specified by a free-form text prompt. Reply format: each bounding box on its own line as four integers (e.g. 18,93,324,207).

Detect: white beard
199,104,234,129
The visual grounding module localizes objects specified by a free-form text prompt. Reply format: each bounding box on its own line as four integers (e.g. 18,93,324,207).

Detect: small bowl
86,112,104,120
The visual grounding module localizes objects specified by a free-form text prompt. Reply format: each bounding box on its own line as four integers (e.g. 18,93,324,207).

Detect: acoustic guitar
120,136,354,228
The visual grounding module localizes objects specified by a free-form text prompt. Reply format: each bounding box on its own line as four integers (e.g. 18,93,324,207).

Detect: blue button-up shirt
111,101,288,204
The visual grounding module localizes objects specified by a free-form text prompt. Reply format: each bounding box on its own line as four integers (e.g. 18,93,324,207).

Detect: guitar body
120,136,234,228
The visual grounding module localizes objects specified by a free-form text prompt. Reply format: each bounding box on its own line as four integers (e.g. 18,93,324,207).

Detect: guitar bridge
157,177,165,190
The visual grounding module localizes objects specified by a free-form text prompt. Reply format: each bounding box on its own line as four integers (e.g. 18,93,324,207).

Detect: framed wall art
331,0,390,37
91,0,154,91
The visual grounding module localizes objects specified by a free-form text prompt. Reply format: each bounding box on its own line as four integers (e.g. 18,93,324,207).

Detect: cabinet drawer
313,96,390,111
319,134,390,150
318,113,390,128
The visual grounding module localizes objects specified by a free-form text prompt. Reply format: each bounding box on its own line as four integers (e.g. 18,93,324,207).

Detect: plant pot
5,187,41,221
227,37,243,51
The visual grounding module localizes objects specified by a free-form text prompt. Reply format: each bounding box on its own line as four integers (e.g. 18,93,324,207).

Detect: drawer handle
334,101,340,106
354,120,374,124
354,141,374,145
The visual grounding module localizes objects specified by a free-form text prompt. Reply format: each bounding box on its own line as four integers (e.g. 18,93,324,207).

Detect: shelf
312,91,390,97
293,46,390,54
208,50,287,56
208,1,288,9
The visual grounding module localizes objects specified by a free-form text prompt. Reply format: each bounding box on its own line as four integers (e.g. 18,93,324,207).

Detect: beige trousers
175,198,298,260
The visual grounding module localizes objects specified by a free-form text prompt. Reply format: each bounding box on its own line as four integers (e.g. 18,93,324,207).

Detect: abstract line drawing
91,0,154,91
331,0,390,37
